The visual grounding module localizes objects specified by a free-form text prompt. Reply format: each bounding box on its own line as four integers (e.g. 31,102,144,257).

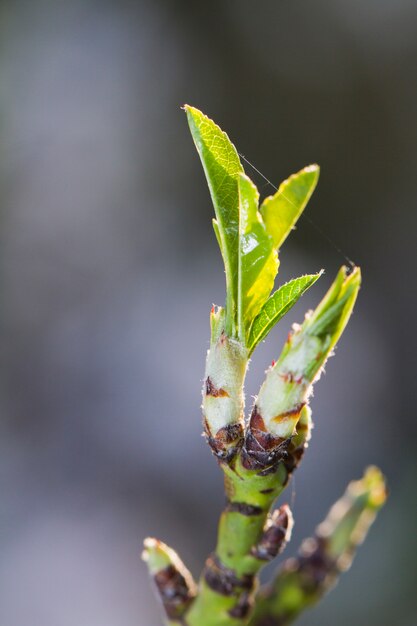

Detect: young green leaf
237,173,278,342
260,165,320,249
304,265,361,360
184,105,244,335
185,107,322,349
247,272,322,356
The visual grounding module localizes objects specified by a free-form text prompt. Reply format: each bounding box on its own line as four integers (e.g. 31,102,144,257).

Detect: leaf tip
362,465,387,509
182,103,194,116
305,163,320,175
304,264,361,353
183,104,204,129
142,537,168,572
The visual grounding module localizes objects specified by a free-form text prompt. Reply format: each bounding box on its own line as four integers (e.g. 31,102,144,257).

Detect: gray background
0,1,416,625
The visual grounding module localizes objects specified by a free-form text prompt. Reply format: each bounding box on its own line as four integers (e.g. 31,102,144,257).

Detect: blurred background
0,1,416,624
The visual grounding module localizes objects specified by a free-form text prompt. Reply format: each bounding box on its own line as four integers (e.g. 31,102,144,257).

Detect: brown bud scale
204,420,244,462
228,591,252,619
289,536,337,595
252,506,292,561
154,565,195,620
241,408,289,471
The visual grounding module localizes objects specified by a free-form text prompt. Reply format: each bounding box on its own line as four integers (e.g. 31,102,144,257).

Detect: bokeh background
0,1,416,625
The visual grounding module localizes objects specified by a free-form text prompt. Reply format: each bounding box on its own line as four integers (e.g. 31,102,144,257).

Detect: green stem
186,407,312,626
185,467,288,626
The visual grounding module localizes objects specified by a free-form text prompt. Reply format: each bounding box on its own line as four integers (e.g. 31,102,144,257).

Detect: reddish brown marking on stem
204,554,255,596
259,488,275,494
279,371,304,384
226,501,263,516
272,403,305,424
205,376,229,398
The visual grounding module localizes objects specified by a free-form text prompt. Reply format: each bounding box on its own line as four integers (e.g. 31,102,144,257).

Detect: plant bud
242,267,360,471
252,504,294,561
251,467,386,625
283,405,313,479
142,538,196,621
203,314,248,461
